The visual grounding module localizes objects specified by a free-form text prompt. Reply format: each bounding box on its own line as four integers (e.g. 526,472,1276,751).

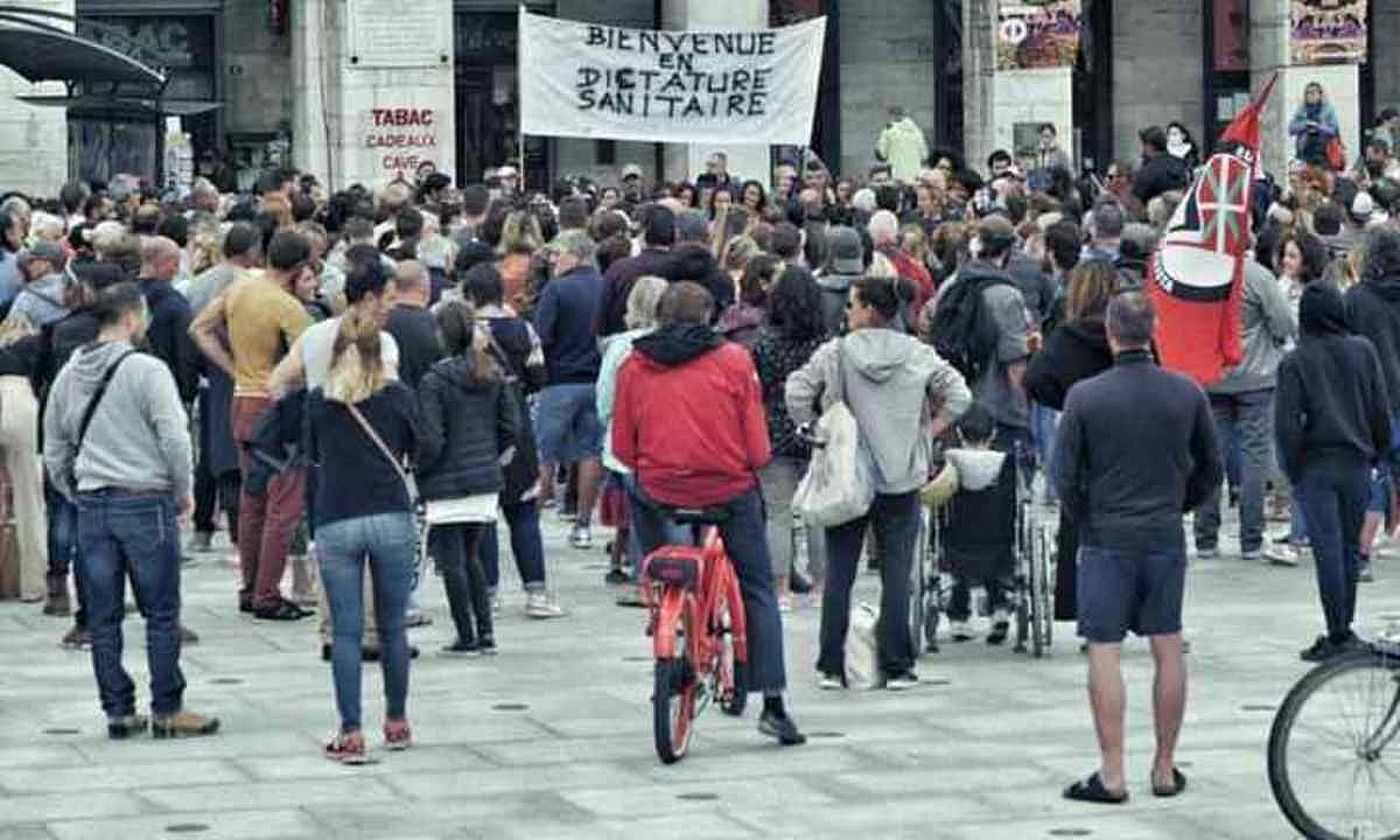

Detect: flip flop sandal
1063,772,1129,804
1152,767,1188,797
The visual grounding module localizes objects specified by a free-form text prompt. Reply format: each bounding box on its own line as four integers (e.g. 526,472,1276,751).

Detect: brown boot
152,710,220,739
43,575,71,617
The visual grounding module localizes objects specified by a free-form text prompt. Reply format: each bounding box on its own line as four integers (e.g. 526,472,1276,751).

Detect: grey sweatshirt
1208,258,1297,395
7,272,69,328
786,328,972,494
43,340,192,502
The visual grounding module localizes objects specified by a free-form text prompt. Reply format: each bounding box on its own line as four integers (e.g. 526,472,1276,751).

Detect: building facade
2,0,1398,194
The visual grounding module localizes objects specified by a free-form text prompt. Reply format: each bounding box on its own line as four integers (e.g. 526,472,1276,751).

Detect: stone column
0,0,73,195
661,0,770,185
961,0,997,175
1251,0,1361,179
292,0,456,190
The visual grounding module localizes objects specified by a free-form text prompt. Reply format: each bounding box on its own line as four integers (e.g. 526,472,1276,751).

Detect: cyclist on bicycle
612,281,806,747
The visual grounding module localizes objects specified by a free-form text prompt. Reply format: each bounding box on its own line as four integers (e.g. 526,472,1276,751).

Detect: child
925,403,1018,645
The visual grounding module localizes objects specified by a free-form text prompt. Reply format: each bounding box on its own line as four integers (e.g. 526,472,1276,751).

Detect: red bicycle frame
645,528,749,675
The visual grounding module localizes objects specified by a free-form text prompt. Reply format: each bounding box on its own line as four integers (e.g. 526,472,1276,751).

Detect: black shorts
1076,544,1186,643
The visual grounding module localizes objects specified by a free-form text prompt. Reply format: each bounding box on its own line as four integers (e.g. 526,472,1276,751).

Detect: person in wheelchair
925,403,1016,645
612,281,806,747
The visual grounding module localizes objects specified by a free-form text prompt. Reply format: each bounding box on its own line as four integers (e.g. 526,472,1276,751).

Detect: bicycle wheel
1267,648,1400,839
909,508,928,655
652,656,697,764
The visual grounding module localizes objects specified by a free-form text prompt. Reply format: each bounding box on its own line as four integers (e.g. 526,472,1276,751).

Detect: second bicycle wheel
652,656,696,764
1267,648,1400,840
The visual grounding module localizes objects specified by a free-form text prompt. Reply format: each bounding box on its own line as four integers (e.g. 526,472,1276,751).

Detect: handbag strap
833,337,849,406
344,401,412,496
78,350,136,451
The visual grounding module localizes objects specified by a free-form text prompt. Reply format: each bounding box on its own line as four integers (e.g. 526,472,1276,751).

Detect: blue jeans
623,473,688,582
628,484,787,693
1030,402,1059,501
1195,389,1274,553
1299,462,1370,642
820,491,920,678
75,490,185,718
317,512,416,732
47,479,86,627
480,500,547,592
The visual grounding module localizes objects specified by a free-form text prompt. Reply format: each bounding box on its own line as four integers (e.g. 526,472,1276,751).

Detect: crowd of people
1,87,1398,788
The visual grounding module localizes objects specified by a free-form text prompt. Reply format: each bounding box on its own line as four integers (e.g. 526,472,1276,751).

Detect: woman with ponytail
305,311,422,764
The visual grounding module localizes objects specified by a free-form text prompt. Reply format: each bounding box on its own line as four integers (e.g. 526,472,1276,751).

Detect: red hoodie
612,327,771,507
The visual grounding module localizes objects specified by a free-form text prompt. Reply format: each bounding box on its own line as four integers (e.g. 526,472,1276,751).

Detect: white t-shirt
300,316,401,389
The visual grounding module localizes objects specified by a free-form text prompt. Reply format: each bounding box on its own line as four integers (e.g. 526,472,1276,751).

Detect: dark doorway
1202,0,1251,149
932,0,964,152
1071,0,1113,174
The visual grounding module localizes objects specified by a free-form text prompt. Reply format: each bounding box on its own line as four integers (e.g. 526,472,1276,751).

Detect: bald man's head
394,260,429,307
140,235,182,282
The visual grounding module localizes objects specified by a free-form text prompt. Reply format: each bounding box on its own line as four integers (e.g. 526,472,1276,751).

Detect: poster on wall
996,0,1081,71
1290,0,1367,65
518,10,826,146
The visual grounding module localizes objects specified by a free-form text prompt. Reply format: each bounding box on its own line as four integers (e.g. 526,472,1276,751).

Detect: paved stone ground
1,512,1398,840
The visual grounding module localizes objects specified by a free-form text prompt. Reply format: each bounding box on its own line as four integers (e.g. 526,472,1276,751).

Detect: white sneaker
1265,543,1300,567
817,672,845,690
778,594,793,613
949,620,975,642
569,525,593,550
488,589,501,614
524,591,565,619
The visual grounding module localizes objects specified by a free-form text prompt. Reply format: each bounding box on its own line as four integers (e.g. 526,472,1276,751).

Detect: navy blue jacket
535,266,604,385
416,355,516,500
1052,349,1222,552
140,278,200,403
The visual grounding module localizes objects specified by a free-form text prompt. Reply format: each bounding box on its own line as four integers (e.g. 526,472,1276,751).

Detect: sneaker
188,532,214,553
107,713,149,740
252,599,310,621
179,625,200,645
43,592,72,617
817,671,846,691
1299,634,1359,663
616,589,648,608
383,719,412,752
604,568,630,585
789,571,814,595
1360,559,1376,583
1265,543,1300,567
758,710,807,746
986,619,1010,646
569,525,593,550
152,710,220,739
1196,547,1219,561
949,620,975,642
524,591,565,619
778,594,793,613
477,636,497,656
324,730,369,764
1241,549,1263,563
60,625,91,649
885,671,920,691
439,639,479,657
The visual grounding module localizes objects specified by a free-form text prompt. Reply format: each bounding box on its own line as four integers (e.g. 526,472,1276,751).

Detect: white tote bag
793,340,876,528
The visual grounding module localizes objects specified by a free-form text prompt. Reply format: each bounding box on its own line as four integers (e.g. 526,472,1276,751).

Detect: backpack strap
77,350,137,451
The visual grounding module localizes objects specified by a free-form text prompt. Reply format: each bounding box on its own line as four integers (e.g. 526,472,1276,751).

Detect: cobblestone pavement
0,512,1397,840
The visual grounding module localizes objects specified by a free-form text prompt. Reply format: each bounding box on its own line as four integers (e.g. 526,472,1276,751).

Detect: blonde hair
624,275,668,330
500,210,543,255
326,311,387,405
868,251,897,279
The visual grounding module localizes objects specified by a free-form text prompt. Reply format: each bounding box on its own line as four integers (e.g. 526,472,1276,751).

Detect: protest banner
996,0,1081,71
518,9,825,146
1290,0,1367,65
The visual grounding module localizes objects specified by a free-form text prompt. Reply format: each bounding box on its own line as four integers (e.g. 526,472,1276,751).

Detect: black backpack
929,271,1015,383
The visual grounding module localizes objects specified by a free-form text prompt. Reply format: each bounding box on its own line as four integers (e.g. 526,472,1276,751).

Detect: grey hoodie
1208,258,1297,395
7,272,68,328
814,270,859,337
43,340,192,502
786,329,971,494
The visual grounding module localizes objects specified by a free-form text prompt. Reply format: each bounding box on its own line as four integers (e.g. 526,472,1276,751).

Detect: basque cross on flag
1148,74,1278,385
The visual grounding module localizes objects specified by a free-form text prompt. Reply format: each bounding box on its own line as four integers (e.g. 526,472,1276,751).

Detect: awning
0,8,165,87
19,94,222,120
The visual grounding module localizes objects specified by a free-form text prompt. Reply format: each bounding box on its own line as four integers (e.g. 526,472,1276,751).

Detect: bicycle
643,506,748,764
1267,638,1400,839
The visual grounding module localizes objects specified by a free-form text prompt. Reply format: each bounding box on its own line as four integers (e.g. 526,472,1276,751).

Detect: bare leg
1149,633,1187,784
574,458,604,526
1361,510,1381,558
537,464,556,507
1087,642,1127,793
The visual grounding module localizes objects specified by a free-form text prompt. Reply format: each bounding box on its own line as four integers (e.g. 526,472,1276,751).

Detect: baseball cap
496,165,519,179
1352,190,1375,222
17,240,65,269
620,163,643,180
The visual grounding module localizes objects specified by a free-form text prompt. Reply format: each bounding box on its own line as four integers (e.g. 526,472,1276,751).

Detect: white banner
518,10,825,146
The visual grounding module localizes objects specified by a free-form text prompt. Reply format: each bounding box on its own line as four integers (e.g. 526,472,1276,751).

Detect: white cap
620,163,643,180
1353,190,1376,220
496,165,519,178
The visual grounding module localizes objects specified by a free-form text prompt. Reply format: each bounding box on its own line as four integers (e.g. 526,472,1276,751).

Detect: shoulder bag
792,339,876,528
